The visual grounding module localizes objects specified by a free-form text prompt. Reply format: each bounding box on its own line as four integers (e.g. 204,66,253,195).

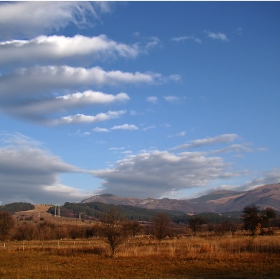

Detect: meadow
1,233,280,278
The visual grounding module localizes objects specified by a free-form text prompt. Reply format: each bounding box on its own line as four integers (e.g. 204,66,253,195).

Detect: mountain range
81,183,280,213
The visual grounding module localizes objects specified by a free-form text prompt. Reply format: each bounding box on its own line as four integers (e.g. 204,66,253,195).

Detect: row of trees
0,204,278,257
0,202,34,214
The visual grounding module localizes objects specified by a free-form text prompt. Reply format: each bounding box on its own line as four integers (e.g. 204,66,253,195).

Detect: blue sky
0,1,279,205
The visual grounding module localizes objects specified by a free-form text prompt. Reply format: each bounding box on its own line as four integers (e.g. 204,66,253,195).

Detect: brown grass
0,234,280,278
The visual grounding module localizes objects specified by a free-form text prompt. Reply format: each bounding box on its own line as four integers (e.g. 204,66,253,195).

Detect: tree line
48,201,243,224
0,204,279,257
0,202,34,213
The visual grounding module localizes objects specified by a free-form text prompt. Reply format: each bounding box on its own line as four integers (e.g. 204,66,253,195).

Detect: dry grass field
1,234,280,278
13,204,92,226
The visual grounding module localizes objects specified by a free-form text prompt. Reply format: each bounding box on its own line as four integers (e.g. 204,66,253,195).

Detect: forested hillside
0,202,34,213
47,201,242,224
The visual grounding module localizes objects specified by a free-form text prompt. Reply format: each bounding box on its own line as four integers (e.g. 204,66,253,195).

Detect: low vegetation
0,234,280,278
0,203,279,278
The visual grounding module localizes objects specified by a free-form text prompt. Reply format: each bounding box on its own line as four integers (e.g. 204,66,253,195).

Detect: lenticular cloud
0,34,140,66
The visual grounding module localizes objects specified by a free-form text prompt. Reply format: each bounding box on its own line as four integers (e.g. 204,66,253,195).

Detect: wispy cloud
172,36,201,44
234,168,280,192
164,96,180,102
171,134,238,151
207,31,229,41
49,110,126,126
0,2,112,39
143,125,156,131
147,96,158,103
209,143,253,154
111,124,139,130
92,127,110,133
168,131,186,138
145,37,161,49
109,147,125,151
122,150,132,154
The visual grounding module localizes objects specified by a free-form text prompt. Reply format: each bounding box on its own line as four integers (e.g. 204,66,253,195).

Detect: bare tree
241,205,277,235
98,207,128,257
0,211,15,240
152,213,172,243
242,205,261,235
261,207,277,229
187,216,207,235
122,220,142,237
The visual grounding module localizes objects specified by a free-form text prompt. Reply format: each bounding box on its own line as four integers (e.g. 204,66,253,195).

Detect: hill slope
82,184,280,213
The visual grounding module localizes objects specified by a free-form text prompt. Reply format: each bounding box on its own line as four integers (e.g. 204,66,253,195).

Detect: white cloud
172,36,201,44
109,147,125,151
162,123,171,127
168,131,186,138
0,34,142,68
171,134,238,151
234,168,280,192
0,66,176,101
0,66,159,98
0,65,178,124
147,96,158,103
92,127,110,133
235,27,243,36
92,149,237,198
49,110,126,126
168,74,181,82
164,96,180,102
57,91,129,106
143,125,156,131
9,91,129,118
111,124,139,130
209,143,253,154
0,2,112,39
0,133,92,204
122,150,133,154
145,37,161,49
207,31,229,41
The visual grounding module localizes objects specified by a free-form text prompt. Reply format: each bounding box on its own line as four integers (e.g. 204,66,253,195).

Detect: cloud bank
0,64,179,125
0,133,92,205
92,149,237,198
0,132,275,204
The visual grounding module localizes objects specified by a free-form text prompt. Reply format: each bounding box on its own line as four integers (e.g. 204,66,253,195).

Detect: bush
12,223,36,241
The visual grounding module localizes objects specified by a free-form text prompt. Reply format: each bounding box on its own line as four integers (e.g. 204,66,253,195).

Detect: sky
0,1,280,205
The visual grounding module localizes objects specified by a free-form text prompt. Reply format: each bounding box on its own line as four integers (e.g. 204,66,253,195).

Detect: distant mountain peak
81,184,280,213
100,193,115,197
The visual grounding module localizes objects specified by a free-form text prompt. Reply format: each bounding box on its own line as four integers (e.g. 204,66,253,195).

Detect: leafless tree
241,205,277,235
152,213,172,243
187,216,207,235
98,207,128,257
0,211,15,240
122,220,143,237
